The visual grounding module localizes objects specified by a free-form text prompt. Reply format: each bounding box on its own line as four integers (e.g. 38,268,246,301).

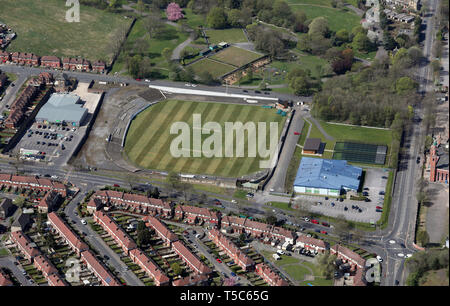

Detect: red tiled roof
172,274,209,286
33,254,58,276
47,273,68,286
0,270,13,286
80,250,121,286
208,229,254,267
94,211,136,251
331,244,366,268
296,234,327,249
172,240,212,275
48,212,88,252
256,263,289,286
41,56,60,62
144,216,178,243
129,249,169,285
10,231,41,258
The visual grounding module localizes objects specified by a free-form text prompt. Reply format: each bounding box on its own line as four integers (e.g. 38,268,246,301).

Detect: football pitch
124,100,286,177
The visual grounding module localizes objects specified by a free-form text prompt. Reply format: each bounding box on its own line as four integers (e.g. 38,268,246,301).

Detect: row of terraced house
9,231,68,286
0,173,67,197
87,190,367,286
90,190,297,245
93,211,171,286
47,212,121,286
0,51,106,73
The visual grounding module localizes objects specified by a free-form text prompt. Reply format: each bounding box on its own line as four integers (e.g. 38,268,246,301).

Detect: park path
305,116,335,141
171,34,194,60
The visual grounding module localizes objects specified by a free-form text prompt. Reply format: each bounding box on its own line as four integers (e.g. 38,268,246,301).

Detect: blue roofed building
35,93,87,127
294,157,362,196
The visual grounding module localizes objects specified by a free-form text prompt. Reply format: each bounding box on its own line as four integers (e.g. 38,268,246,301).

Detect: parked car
376,255,383,262
216,258,222,263
376,206,383,210
321,222,329,227
311,219,319,224
294,131,300,135
80,219,87,225
113,184,120,187
320,230,327,235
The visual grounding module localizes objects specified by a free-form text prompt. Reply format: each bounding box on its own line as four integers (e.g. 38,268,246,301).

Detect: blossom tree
166,2,184,21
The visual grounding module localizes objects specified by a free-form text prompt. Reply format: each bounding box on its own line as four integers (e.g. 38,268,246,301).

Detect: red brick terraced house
37,190,60,213
175,205,220,225
80,250,121,286
429,143,449,184
11,52,39,66
47,212,89,255
10,231,41,262
172,274,209,286
144,216,179,246
221,216,287,240
330,244,366,271
47,273,68,286
38,72,54,85
0,51,10,63
93,210,137,255
33,254,58,278
0,270,13,286
0,174,67,197
255,263,289,286
86,197,103,214
207,229,254,271
92,61,106,73
295,234,327,253
271,226,297,244
94,190,173,217
62,58,71,70
3,85,38,128
172,240,212,275
129,248,170,286
40,56,61,69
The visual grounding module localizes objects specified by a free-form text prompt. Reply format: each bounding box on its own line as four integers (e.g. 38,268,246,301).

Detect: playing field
205,29,248,44
124,100,286,177
0,0,131,62
210,46,263,67
189,58,236,78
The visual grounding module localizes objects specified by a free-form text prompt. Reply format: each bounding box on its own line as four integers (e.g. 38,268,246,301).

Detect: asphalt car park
13,122,83,166
294,169,388,223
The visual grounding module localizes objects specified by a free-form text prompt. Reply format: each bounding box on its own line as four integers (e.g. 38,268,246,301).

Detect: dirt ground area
71,85,157,171
425,183,449,244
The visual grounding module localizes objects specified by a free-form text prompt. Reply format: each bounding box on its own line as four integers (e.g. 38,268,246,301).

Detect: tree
13,196,25,208
198,70,215,85
317,253,336,279
333,215,353,242
335,29,350,45
395,77,418,95
308,17,329,37
265,212,277,225
143,13,165,38
416,230,430,247
167,172,181,189
162,47,172,63
137,0,146,13
352,32,371,52
45,234,57,250
166,2,184,21
150,187,160,199
171,262,183,276
207,7,228,29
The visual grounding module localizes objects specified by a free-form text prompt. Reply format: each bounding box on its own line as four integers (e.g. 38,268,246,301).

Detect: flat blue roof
294,157,362,191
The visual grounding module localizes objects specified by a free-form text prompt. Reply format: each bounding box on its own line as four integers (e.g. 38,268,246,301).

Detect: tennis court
332,142,387,165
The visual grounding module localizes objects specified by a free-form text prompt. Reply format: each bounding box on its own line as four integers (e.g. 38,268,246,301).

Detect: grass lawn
124,100,286,177
205,29,248,44
267,201,294,211
0,0,131,62
282,264,310,281
5,72,18,83
289,2,361,32
112,18,189,77
319,121,393,146
233,189,248,199
210,46,262,68
189,58,236,78
0,248,9,257
182,8,206,29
